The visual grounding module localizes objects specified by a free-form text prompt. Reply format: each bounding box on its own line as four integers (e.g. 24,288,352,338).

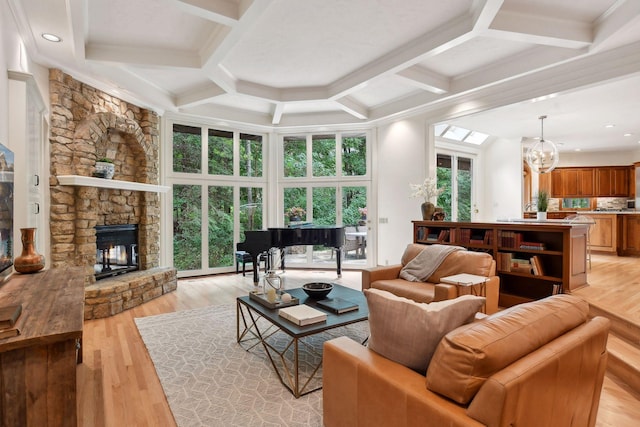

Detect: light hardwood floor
78,257,640,426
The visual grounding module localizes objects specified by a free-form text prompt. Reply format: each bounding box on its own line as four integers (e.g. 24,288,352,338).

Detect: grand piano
237,226,345,284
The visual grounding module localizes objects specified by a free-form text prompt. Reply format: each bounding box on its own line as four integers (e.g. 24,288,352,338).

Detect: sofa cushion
364,288,485,374
425,294,589,404
370,279,436,303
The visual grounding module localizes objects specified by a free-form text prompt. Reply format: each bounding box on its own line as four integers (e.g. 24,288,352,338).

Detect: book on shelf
498,252,513,271
278,304,327,326
0,304,22,329
511,258,532,274
437,229,450,242
0,328,19,339
520,241,546,250
530,255,545,276
552,283,563,295
316,297,359,314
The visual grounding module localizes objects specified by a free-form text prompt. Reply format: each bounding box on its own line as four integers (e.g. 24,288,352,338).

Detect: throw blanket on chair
399,244,466,282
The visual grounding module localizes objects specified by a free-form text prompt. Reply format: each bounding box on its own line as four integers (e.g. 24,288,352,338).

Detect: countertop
524,210,640,215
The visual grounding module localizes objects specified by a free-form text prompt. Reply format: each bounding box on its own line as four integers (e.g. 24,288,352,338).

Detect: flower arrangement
286,206,306,218
358,207,367,216
409,177,445,202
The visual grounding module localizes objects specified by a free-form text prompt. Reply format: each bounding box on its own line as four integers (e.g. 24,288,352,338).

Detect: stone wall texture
48,69,176,318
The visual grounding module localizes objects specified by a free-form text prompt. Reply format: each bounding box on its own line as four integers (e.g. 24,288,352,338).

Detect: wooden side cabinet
0,268,84,427
412,221,588,307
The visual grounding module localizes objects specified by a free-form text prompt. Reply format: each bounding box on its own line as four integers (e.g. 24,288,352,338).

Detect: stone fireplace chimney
48,70,176,319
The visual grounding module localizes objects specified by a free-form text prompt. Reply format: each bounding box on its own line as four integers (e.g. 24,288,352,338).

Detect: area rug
135,304,369,427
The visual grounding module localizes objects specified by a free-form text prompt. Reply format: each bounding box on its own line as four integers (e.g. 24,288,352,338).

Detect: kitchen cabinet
619,214,640,256
562,168,595,197
550,170,563,197
595,166,630,197
589,214,618,252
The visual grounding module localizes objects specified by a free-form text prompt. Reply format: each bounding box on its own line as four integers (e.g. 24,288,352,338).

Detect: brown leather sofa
323,294,609,427
362,243,500,314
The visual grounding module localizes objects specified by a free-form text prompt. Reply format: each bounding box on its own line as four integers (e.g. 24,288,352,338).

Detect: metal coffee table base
237,302,324,398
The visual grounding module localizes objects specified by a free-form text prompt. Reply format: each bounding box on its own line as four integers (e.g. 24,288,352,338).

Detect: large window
169,123,266,276
281,132,370,267
437,152,474,222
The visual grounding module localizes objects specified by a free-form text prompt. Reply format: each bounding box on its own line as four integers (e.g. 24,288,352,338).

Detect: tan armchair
362,243,500,314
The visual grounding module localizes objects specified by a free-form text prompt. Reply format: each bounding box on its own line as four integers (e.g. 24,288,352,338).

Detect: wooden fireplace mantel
57,175,170,193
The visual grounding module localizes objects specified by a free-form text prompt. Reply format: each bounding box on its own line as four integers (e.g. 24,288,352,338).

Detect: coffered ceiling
7,0,640,151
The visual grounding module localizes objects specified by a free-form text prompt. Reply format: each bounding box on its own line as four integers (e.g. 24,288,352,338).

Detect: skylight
435,124,489,145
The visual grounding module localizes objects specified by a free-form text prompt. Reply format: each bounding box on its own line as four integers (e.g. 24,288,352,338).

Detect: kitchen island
522,211,640,256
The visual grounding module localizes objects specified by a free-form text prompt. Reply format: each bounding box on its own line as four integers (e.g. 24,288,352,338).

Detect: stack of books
0,304,22,339
278,304,327,326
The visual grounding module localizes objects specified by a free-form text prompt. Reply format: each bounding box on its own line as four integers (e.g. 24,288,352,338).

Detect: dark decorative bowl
302,282,333,299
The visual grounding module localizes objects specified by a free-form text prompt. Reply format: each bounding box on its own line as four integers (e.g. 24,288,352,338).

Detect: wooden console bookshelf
413,221,588,307
0,267,84,426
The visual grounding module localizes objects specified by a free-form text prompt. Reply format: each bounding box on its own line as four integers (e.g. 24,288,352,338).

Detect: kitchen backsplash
595,197,628,210
546,197,628,211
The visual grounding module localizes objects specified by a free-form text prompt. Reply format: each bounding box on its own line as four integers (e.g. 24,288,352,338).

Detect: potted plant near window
95,157,115,179
286,206,305,222
536,190,549,221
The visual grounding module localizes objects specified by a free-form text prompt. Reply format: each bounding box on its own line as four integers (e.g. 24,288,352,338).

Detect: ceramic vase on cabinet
421,202,436,220
14,228,45,273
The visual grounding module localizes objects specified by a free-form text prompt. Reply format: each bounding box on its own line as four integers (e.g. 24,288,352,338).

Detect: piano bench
235,251,269,276
235,251,253,276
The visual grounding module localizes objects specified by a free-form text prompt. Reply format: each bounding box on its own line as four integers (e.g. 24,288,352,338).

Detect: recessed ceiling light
41,33,62,42
574,148,581,151
624,133,633,137
604,124,615,128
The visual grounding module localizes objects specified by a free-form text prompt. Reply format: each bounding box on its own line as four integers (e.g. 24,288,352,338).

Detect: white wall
375,118,429,266
558,150,640,167
1,3,50,258
479,137,523,221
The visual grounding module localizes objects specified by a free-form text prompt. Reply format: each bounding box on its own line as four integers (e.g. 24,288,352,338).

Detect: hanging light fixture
526,115,559,174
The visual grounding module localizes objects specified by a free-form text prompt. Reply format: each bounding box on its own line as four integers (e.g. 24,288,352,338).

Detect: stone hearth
48,70,176,319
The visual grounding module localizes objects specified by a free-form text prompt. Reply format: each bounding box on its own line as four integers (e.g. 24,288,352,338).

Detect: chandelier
526,115,559,174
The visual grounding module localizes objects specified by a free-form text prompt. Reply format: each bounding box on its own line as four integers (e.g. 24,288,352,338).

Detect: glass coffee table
236,283,369,397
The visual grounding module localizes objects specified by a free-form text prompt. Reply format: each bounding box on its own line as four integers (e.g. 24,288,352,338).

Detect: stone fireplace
48,70,176,319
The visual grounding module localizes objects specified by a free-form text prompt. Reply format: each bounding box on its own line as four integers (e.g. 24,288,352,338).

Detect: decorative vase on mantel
14,227,45,273
95,160,115,179
421,202,436,220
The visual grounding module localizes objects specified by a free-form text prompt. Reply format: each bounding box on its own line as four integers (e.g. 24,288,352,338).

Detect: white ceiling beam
396,66,450,94
451,46,585,94
175,83,226,108
85,44,201,68
488,10,592,49
471,0,504,30
66,0,87,60
200,0,272,73
591,0,640,52
166,0,240,26
335,96,368,120
328,14,475,100
272,103,284,125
